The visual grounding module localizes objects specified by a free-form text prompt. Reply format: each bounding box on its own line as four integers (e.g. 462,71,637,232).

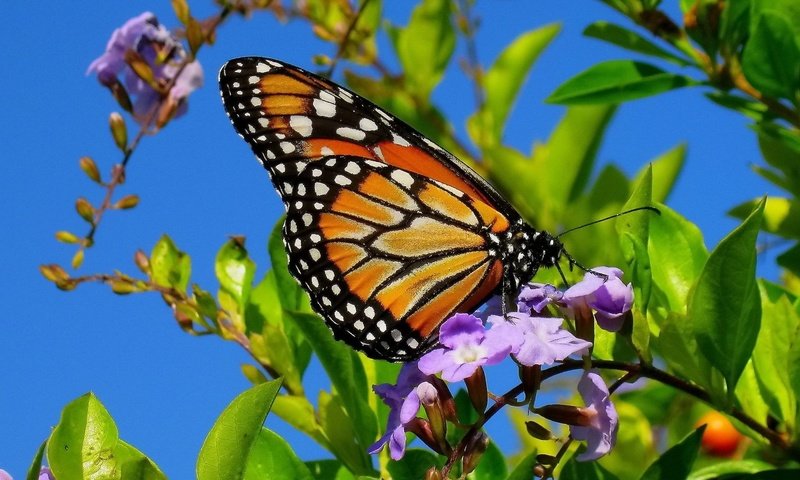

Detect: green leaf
270,395,329,449
656,312,714,393
47,393,120,480
734,359,770,434
778,242,800,276
26,440,46,480
560,456,619,480
705,92,771,123
116,440,167,480
284,311,376,450
690,198,764,402
386,449,442,480
506,451,538,480
471,440,506,480
742,11,800,100
243,428,313,480
640,427,704,480
394,0,455,99
196,379,283,480
268,217,307,313
547,60,697,105
468,23,560,148
584,21,692,66
304,460,356,480
150,234,191,291
719,0,751,50
634,144,686,204
215,238,256,311
532,105,617,209
752,281,800,425
599,401,654,478
648,204,708,315
688,460,783,480
756,125,800,197
730,197,800,239
318,392,375,476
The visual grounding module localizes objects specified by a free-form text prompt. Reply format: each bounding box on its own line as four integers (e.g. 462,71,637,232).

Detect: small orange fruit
695,411,743,457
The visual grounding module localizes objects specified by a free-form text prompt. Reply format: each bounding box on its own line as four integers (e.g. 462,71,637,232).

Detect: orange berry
695,411,743,457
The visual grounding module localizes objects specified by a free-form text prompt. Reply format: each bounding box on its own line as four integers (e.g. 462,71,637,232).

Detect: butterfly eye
219,57,564,361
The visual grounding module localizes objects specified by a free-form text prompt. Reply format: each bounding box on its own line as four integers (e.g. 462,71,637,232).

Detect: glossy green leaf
584,21,692,66
742,11,800,100
304,460,356,480
532,105,616,210
688,460,783,480
394,0,455,99
116,440,167,480
215,238,255,311
587,164,631,211
634,144,686,204
318,391,375,476
47,393,120,480
752,281,799,425
719,0,751,50
506,451,538,480
270,395,329,449
468,23,560,148
730,196,800,239
547,61,697,105
640,427,704,480
472,440,506,480
778,242,800,276
690,198,764,401
197,379,283,480
617,166,654,311
756,125,800,197
648,204,708,315
560,456,619,480
26,440,46,480
705,92,770,123
284,311,376,450
386,449,442,480
734,359,770,434
150,235,190,291
243,428,313,480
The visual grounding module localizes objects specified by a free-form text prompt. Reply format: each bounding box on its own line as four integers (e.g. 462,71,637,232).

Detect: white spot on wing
359,118,378,131
255,62,270,73
313,98,336,118
289,115,313,137
336,127,366,141
392,132,410,146
315,183,329,196
391,169,415,189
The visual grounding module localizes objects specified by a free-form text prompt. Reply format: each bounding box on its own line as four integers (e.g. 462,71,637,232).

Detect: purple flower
517,283,563,314
563,267,633,332
418,314,515,382
489,313,591,366
88,12,203,125
38,468,54,480
369,362,429,460
570,371,619,461
0,469,11,480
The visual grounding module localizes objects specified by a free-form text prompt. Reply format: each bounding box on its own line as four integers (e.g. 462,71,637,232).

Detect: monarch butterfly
219,57,567,362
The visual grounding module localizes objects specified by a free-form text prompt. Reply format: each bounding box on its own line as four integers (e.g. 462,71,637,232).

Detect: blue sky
1,1,781,477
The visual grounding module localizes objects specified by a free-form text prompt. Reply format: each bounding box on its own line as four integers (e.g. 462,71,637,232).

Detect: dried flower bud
535,404,595,427
424,467,442,480
431,377,457,422
156,97,180,129
533,464,547,478
525,420,552,440
79,156,101,183
109,112,128,151
114,194,140,210
464,366,488,413
71,249,85,269
462,431,489,475
55,231,80,244
519,364,541,394
75,197,95,224
110,81,133,113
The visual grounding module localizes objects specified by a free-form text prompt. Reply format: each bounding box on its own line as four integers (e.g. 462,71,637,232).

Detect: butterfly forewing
219,57,532,361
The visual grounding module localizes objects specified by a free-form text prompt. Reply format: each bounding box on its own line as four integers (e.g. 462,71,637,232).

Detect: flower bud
186,18,204,55
134,249,150,274
431,377,457,422
110,80,133,113
40,264,69,283
124,50,157,89
465,366,488,413
171,0,190,24
462,431,489,475
109,112,128,151
533,464,547,478
156,97,180,129
55,231,80,244
525,420,552,440
406,418,449,456
417,382,448,453
519,364,541,395
79,156,101,183
75,197,95,224
424,467,442,480
110,278,139,294
536,404,596,427
71,249,84,269
114,194,140,210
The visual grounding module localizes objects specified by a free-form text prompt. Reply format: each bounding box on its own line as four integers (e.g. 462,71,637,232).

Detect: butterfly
218,57,567,362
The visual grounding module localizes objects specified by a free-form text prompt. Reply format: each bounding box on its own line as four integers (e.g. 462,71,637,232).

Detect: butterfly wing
218,57,518,218
219,57,523,360
279,156,505,360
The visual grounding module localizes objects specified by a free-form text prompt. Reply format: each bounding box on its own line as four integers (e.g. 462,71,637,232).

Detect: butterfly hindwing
278,156,505,360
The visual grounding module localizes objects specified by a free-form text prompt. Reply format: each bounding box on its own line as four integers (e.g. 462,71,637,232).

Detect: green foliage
639,427,704,480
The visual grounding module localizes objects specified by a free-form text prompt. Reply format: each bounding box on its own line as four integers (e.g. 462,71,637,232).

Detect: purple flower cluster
0,467,54,480
370,266,632,463
88,12,203,125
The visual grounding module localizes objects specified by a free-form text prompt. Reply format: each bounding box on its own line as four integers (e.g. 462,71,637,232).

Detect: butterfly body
219,57,564,361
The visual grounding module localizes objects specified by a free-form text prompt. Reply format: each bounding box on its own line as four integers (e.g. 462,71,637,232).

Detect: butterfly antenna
556,206,660,239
